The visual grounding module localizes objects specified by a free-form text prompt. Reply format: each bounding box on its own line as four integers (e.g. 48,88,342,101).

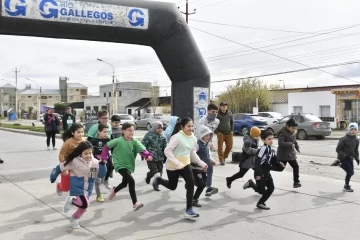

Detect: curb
0,127,144,141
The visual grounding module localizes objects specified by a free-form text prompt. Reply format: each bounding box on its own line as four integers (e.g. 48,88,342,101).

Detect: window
119,91,122,97
28,96,32,98
144,114,151,119
109,92,112,97
48,96,52,98
101,106,107,110
41,96,47,99
86,106,91,111
103,93,106,97
80,89,87,95
293,106,303,114
94,106,99,112
280,116,290,124
320,105,330,117
76,89,79,91
128,109,132,115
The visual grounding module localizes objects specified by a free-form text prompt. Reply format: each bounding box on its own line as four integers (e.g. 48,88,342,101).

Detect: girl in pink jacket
50,141,99,229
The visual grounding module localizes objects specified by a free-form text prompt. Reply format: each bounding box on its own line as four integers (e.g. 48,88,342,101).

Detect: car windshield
272,113,283,118
304,115,322,122
154,114,165,119
119,115,134,120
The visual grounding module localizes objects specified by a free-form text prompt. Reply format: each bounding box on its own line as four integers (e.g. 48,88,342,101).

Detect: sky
1,0,360,98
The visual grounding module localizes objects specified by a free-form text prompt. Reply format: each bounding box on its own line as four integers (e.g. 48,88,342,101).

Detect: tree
217,78,272,113
150,86,160,114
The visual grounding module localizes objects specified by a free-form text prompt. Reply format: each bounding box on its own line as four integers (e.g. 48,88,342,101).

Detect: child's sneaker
343,185,354,192
70,216,80,229
152,177,160,191
243,179,254,189
186,208,200,218
0,158,4,164
103,181,112,190
256,202,270,210
53,147,57,150
96,195,105,202
293,182,302,188
192,200,202,207
226,177,232,189
205,187,218,197
47,147,50,151
55,181,62,196
109,188,116,200
133,201,144,211
63,196,73,213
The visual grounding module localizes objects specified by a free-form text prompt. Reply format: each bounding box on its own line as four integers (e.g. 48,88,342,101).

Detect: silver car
134,113,168,130
114,114,135,125
266,113,332,140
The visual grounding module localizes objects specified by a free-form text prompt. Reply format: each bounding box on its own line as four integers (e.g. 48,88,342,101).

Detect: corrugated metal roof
67,83,87,88
0,83,16,88
19,89,60,95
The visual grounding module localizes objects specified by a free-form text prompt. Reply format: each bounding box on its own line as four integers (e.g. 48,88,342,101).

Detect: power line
190,25,360,84
195,0,232,10
210,60,360,84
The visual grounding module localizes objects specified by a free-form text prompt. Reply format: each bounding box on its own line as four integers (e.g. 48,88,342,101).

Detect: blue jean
340,157,354,186
205,158,213,188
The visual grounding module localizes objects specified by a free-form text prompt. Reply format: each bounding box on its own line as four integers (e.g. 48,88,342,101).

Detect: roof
0,83,16,88
67,83,87,88
18,89,60,95
126,97,171,108
270,84,360,104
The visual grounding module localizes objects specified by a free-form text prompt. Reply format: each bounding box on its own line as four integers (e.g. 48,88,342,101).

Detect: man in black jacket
63,107,76,131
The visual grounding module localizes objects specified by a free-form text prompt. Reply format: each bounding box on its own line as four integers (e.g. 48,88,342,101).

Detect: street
1,130,360,240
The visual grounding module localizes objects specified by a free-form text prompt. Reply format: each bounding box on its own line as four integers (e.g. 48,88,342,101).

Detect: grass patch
0,123,47,132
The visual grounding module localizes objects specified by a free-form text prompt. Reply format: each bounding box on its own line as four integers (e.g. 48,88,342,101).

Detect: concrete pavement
0,130,359,240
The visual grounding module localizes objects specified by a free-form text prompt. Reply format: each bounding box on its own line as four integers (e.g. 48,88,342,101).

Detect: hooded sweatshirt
336,123,359,161
277,127,299,161
141,121,168,162
164,116,180,140
241,134,258,168
196,125,213,165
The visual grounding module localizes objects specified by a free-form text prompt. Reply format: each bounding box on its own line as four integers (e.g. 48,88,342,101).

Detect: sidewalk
0,157,359,239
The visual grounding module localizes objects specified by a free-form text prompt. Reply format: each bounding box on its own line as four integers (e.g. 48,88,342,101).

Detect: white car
258,112,283,125
114,114,135,125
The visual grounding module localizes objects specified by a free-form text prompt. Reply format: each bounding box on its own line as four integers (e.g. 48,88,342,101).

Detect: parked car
134,113,169,130
233,113,268,136
114,114,135,125
266,113,332,140
258,112,283,125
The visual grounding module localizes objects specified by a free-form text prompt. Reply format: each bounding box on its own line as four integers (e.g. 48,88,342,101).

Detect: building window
119,91,122,97
49,96,52,98
80,89,87,95
76,89,79,91
104,93,106,97
28,96,32,98
109,92,111,97
320,105,331,117
86,106,91,111
101,106,107,110
293,106,303,114
41,96,47,99
94,106,99,112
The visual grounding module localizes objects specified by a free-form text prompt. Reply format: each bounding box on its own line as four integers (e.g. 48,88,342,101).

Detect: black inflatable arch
0,0,210,120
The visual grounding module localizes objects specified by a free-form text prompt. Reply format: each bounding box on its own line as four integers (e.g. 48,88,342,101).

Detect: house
18,88,61,114
84,82,160,114
59,77,88,103
126,96,171,118
270,84,360,128
0,83,16,116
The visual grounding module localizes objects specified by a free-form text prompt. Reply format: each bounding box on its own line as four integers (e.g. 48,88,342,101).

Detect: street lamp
97,58,117,114
25,78,40,118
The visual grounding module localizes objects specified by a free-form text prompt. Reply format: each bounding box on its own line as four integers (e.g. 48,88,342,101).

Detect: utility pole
0,89,3,118
97,59,116,114
13,67,20,119
179,0,196,24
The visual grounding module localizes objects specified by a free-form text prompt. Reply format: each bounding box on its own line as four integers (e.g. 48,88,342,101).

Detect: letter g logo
39,0,58,19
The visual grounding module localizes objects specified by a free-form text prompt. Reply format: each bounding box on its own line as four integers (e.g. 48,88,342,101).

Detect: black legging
271,160,300,183
255,177,275,204
114,168,137,204
157,164,194,210
46,131,56,147
228,168,253,182
193,172,207,201
104,158,114,182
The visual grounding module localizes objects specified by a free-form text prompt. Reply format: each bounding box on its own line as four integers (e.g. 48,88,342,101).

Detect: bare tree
150,86,160,114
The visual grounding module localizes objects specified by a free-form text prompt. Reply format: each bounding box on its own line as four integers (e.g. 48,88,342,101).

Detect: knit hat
286,118,298,127
151,121,163,131
250,127,261,138
348,122,358,133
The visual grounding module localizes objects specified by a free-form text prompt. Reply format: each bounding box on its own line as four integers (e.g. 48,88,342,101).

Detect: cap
220,102,228,106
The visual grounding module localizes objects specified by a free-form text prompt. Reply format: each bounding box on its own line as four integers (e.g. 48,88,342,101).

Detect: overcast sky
1,0,360,97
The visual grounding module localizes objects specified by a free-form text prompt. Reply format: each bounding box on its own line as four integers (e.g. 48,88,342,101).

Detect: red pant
57,173,70,192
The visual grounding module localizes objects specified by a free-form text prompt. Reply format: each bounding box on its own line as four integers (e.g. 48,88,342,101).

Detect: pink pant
72,196,89,219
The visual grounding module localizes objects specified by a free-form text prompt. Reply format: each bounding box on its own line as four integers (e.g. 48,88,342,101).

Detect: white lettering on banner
193,87,209,133
1,0,149,29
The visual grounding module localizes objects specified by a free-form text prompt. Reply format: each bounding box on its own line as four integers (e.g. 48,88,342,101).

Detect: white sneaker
47,147,50,151
53,147,57,150
70,216,80,229
63,196,73,213
103,181,112,190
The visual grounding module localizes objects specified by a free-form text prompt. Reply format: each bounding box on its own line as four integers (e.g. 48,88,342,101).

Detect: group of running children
49,105,359,229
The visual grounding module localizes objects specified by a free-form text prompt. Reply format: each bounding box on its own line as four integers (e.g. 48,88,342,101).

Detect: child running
100,123,153,211
89,123,111,202
250,130,284,210
50,141,99,229
57,123,85,196
336,122,359,192
226,127,261,190
141,121,168,189
152,117,208,218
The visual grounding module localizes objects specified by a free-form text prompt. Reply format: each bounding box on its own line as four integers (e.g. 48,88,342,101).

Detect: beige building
67,83,88,103
18,89,61,113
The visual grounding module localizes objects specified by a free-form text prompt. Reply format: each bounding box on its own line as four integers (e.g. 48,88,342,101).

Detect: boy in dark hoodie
110,115,122,140
226,127,261,190
276,118,301,188
252,130,284,210
142,121,168,189
336,122,359,192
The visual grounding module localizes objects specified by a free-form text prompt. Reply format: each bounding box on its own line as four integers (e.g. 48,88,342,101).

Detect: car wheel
297,130,307,140
316,136,325,140
134,123,138,130
241,127,249,136
147,123,152,131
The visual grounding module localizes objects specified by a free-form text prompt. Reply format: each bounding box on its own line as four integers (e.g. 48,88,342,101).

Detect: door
127,108,132,116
